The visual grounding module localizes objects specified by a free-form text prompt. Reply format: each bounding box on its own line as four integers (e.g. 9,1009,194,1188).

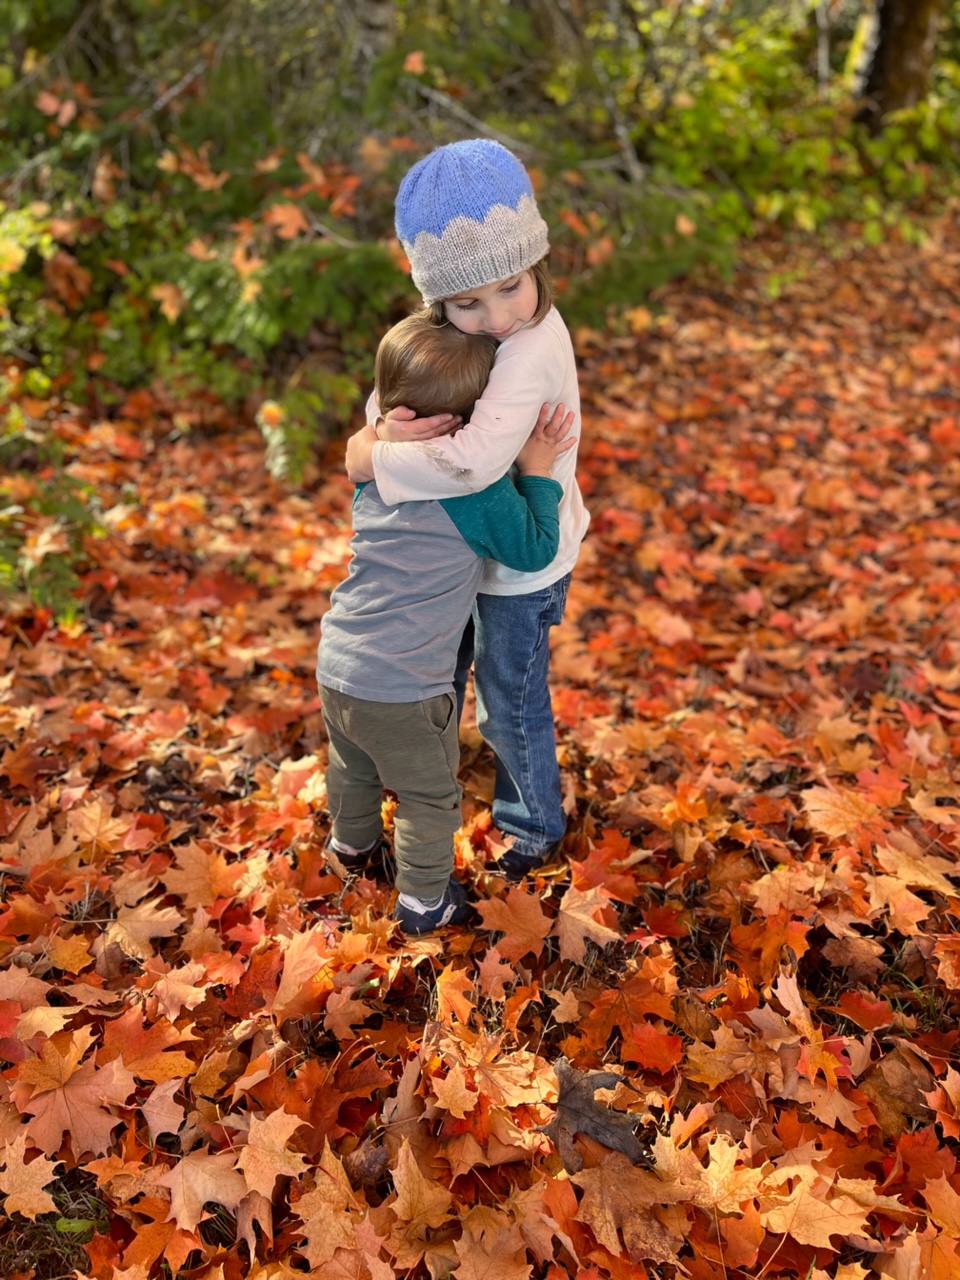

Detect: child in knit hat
318,311,573,934
346,139,589,880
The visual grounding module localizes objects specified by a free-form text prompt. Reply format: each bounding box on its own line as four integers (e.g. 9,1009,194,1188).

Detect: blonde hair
375,312,498,419
425,258,555,329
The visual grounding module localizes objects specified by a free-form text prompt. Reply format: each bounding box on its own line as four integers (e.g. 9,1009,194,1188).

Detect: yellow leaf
432,1062,479,1119
237,1108,308,1199
760,1167,870,1249
158,1149,246,1232
0,238,27,275
0,1132,61,1220
436,962,476,1025
623,305,652,333
46,935,93,974
802,785,880,837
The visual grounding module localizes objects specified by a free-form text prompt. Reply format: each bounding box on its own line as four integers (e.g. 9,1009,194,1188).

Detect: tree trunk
348,0,396,77
857,0,948,128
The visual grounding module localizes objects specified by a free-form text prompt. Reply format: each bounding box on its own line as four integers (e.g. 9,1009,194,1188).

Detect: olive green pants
318,684,462,901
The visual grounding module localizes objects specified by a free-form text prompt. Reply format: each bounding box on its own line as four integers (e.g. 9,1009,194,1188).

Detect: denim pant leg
472,574,571,855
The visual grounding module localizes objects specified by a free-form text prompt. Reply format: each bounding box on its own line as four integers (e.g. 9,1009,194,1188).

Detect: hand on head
376,407,462,441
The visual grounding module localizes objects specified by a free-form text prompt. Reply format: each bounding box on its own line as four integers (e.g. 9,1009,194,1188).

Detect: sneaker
323,835,390,878
393,879,473,935
496,840,562,881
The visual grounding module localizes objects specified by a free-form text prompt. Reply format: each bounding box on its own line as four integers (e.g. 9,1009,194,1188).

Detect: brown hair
375,312,498,419
424,258,555,329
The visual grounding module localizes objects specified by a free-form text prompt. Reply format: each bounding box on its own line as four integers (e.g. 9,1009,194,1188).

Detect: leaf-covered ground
2,210,960,1280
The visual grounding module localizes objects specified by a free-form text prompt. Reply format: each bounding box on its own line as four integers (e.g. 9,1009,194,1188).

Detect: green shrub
0,384,98,621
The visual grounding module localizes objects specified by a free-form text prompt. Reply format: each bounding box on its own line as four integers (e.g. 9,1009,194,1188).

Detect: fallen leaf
0,1131,61,1219
237,1108,308,1198
538,1058,646,1172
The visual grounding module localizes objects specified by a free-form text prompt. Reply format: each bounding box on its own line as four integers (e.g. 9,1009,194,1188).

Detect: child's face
442,270,538,341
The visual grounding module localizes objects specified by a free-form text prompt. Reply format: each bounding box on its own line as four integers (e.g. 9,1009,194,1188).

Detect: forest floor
2,208,960,1280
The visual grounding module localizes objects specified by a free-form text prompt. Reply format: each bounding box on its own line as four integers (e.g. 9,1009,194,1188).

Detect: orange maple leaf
263,202,310,239
475,885,551,962
802,784,881,838
476,946,515,1000
151,961,210,1020
11,1028,135,1158
432,1062,479,1119
100,1006,197,1084
436,962,476,1025
759,1166,871,1249
150,283,185,323
161,840,243,909
621,1019,684,1073
452,1215,531,1280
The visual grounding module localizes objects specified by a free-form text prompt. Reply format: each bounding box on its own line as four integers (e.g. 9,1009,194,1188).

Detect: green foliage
643,11,960,241
257,367,361,485
0,390,98,621
548,171,736,325
1,182,405,416
0,1171,110,1280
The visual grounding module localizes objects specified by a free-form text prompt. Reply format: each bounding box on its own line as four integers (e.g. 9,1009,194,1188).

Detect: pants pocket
422,692,456,736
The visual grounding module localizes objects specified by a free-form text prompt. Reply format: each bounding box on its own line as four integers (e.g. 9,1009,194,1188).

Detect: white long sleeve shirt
368,306,590,595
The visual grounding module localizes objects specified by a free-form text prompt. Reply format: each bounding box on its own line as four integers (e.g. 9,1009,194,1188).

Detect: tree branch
405,79,537,156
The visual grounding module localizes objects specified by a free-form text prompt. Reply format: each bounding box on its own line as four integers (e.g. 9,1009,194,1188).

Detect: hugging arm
345,397,461,483
363,335,575,503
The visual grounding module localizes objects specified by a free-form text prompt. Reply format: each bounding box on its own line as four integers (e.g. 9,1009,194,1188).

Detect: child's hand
345,423,377,481
515,402,576,477
377,407,462,441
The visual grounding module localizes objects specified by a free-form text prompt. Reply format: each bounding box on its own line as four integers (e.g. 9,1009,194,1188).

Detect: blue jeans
455,574,571,857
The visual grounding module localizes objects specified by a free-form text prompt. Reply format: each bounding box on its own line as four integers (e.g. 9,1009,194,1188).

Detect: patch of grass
0,1169,110,1280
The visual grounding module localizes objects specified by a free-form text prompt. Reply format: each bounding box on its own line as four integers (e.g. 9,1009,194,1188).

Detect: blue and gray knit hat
395,139,550,305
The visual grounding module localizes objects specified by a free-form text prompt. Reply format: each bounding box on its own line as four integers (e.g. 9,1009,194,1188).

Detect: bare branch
0,1,99,105
406,79,537,157
130,60,208,126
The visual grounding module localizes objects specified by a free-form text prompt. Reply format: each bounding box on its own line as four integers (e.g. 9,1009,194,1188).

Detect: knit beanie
395,139,550,305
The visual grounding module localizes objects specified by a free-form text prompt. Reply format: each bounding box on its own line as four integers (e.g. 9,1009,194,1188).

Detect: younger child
316,311,572,935
346,139,590,879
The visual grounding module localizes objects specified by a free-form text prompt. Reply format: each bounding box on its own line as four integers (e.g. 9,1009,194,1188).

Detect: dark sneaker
496,840,562,881
393,879,473,936
323,836,390,878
